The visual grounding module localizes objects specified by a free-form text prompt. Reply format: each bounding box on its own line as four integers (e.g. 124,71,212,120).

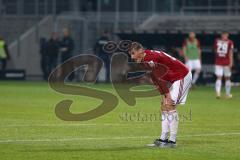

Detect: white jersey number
216,41,228,57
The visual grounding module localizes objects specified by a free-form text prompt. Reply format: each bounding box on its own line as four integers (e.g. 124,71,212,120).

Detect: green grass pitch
0,81,240,160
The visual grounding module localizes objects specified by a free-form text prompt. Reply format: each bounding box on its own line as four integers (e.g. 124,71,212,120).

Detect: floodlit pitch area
0,81,240,160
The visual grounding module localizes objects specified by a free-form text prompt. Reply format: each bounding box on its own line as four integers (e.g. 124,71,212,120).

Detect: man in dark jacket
39,38,48,80
94,30,111,82
60,29,75,81
47,32,60,76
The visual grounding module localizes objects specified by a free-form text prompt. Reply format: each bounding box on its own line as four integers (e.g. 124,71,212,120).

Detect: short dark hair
129,42,143,54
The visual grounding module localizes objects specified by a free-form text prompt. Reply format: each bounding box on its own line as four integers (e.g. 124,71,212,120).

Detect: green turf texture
0,81,240,160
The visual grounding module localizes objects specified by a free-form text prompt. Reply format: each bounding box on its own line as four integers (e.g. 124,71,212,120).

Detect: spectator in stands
182,32,202,86
0,36,10,70
47,32,60,76
60,28,75,81
39,37,48,80
94,30,111,82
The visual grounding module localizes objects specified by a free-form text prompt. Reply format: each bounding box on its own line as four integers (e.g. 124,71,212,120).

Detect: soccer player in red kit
129,42,192,147
214,32,234,99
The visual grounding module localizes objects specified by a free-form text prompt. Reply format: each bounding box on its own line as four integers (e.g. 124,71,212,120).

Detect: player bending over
129,42,192,148
214,31,234,99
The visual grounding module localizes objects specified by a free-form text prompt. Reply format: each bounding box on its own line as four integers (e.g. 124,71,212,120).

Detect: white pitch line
0,123,239,128
0,123,129,127
0,132,240,143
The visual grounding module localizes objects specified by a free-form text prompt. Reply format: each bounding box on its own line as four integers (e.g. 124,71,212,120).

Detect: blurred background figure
182,32,202,87
47,32,60,76
0,36,10,70
214,32,234,99
94,30,111,82
60,28,75,81
39,38,48,80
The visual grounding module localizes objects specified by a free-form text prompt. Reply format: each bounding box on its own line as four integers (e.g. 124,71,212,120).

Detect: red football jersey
143,50,189,83
214,38,234,66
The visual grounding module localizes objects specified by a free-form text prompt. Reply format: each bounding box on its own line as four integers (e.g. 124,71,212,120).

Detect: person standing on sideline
94,30,111,82
60,29,74,81
39,38,48,80
214,31,234,99
47,32,60,76
0,36,10,70
182,32,201,86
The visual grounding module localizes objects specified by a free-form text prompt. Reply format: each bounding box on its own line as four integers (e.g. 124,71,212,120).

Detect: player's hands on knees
163,93,174,106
